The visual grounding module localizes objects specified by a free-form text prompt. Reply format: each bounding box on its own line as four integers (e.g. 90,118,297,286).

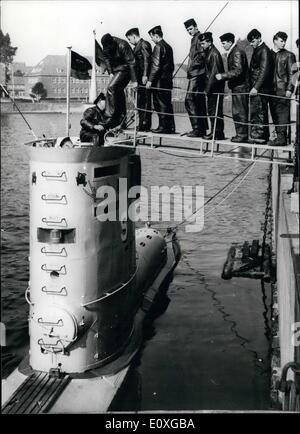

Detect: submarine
2,136,181,414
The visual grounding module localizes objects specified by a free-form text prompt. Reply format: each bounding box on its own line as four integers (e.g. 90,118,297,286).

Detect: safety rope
138,84,298,101
134,105,296,127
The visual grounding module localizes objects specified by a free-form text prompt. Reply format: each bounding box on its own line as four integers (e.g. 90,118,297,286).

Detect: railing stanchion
133,88,138,147
211,93,219,156
248,93,251,142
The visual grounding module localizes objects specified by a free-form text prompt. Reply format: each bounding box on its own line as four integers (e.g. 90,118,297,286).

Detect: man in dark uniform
200,32,225,140
268,31,296,146
146,25,175,134
80,93,107,145
184,18,208,137
101,33,138,129
125,27,152,131
216,32,249,142
247,29,274,144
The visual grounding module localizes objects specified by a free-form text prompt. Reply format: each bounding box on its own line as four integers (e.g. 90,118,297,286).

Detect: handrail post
211,93,220,156
248,93,251,142
133,87,138,147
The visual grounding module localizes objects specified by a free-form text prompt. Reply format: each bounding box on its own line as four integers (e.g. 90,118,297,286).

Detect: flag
71,50,92,80
95,39,108,72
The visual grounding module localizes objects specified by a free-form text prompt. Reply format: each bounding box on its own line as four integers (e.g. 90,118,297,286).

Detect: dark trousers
250,94,270,140
105,70,130,128
185,75,208,133
232,92,248,139
137,81,152,129
269,91,291,140
207,92,224,135
152,77,175,131
80,130,105,146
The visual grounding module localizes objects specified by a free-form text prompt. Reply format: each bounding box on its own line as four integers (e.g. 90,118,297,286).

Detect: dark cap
101,33,114,47
125,27,140,37
220,32,235,43
273,31,288,41
94,92,106,105
247,29,261,42
199,32,213,43
184,18,197,28
148,25,162,35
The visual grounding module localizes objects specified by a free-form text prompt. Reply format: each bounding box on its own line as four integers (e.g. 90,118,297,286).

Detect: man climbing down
101,33,138,129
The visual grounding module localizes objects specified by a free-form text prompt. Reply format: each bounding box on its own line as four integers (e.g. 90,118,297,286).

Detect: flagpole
66,46,72,136
89,30,97,103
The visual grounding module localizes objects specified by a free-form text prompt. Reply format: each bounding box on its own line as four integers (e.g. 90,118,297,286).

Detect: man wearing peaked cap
247,29,273,144
183,18,208,138
148,25,162,35
146,25,175,133
268,31,296,146
200,31,225,140
199,32,213,42
126,27,152,131
80,93,107,146
101,33,138,129
216,32,249,142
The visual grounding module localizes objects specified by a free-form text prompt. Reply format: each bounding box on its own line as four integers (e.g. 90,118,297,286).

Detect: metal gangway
105,86,298,166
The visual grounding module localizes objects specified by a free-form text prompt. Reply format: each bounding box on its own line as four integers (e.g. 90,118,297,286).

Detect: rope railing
134,105,296,128
138,84,299,101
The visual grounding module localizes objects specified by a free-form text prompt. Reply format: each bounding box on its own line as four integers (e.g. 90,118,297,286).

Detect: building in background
24,55,110,101
1,56,189,104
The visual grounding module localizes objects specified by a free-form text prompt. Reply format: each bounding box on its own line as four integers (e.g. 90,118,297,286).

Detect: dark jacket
220,45,249,91
249,42,273,92
103,36,137,82
187,31,206,79
272,48,296,94
80,105,106,133
204,44,225,94
148,39,174,84
133,38,152,80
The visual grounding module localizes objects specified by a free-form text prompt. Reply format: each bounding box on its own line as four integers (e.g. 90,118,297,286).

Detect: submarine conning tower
25,140,141,374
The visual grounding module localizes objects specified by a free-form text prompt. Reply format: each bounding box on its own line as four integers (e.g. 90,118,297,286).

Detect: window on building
56,68,64,73
53,78,56,83
58,88,61,93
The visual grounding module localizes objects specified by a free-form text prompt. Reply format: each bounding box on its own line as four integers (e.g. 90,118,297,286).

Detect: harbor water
1,112,272,411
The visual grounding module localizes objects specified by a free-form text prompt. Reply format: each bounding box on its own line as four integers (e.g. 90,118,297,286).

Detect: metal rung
41,194,67,204
41,171,67,181
2,371,70,414
41,286,67,296
41,217,67,227
41,264,66,274
41,247,67,256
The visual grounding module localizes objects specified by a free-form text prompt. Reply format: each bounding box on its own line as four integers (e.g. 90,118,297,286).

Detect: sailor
146,25,175,134
216,33,249,143
268,32,296,146
101,33,138,129
247,29,274,144
80,93,107,145
125,27,152,131
199,32,225,140
183,18,208,138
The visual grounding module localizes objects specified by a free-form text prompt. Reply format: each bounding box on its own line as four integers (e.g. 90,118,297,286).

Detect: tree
30,82,47,102
0,30,17,92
